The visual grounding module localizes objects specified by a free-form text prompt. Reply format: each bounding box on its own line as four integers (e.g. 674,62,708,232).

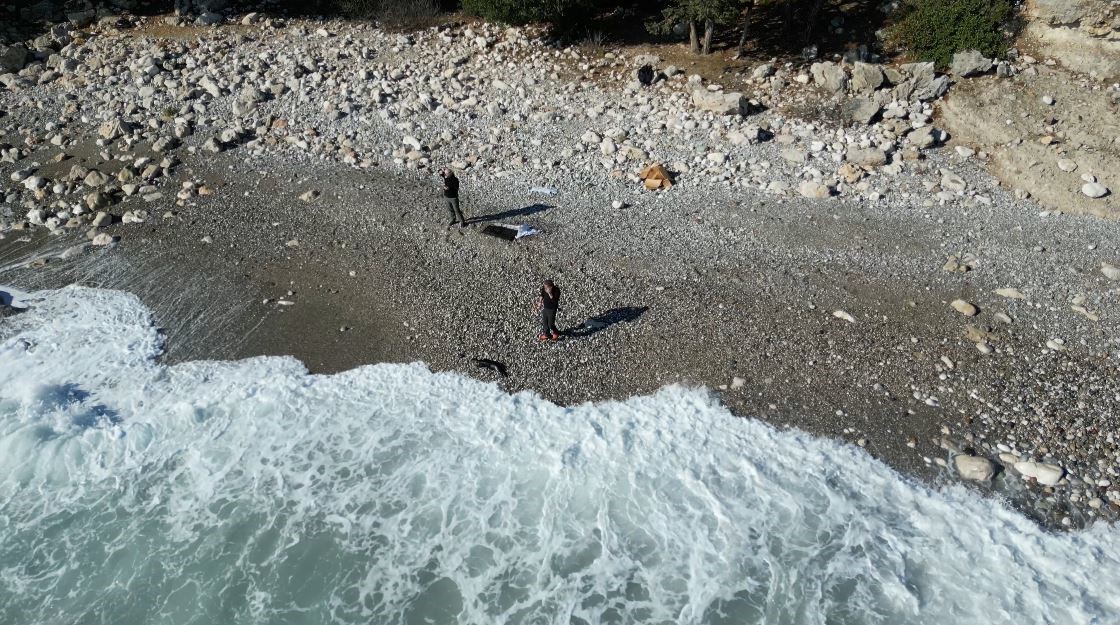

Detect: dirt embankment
940,66,1120,219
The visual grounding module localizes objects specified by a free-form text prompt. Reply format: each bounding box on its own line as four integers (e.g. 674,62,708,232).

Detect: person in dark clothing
441,169,466,227
535,280,562,341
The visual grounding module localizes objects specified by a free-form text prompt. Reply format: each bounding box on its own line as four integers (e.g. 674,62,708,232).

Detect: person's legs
448,197,466,225
541,308,555,338
548,311,561,338
445,198,459,225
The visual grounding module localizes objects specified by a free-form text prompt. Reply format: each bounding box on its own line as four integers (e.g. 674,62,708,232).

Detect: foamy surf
1,285,1118,624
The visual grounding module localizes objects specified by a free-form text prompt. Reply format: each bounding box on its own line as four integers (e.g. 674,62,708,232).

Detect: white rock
22,175,45,190
954,455,996,481
940,170,967,193
799,181,831,199
1014,461,1064,486
707,152,727,165
1102,262,1120,281
1081,182,1109,198
950,299,978,316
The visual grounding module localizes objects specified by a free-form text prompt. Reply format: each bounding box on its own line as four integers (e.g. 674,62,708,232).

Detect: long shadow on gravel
567,306,648,339
469,203,554,225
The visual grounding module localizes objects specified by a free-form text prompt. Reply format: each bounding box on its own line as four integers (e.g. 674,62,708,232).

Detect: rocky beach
3,0,1120,534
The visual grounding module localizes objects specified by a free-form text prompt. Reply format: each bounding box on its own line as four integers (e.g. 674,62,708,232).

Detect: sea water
1,285,1118,625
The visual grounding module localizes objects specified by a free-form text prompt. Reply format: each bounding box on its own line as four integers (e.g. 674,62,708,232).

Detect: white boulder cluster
0,12,1014,238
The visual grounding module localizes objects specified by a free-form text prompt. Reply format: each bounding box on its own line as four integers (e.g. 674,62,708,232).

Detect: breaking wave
1,286,1118,624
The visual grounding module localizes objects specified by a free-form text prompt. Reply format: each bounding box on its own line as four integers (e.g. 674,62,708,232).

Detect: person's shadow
469,203,553,225
566,306,648,338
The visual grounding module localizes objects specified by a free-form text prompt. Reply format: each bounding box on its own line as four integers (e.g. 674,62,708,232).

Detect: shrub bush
887,0,1016,69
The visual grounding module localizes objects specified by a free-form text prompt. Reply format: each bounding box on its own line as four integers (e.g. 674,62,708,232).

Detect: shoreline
2,15,1119,529
3,148,1118,529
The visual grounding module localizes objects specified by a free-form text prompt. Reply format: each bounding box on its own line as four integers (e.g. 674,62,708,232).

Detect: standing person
441,168,466,228
535,279,562,342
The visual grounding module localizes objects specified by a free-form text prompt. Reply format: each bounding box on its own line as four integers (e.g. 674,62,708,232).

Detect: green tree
650,0,743,55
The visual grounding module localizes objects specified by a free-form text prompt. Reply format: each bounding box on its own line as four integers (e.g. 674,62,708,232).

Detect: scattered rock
799,180,831,199
995,287,1026,299
691,89,747,116
91,233,116,246
908,126,945,149
940,170,967,193
951,299,978,316
846,146,882,166
1102,262,1120,281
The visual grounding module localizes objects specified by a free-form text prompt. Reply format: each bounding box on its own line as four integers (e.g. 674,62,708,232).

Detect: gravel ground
2,15,1120,529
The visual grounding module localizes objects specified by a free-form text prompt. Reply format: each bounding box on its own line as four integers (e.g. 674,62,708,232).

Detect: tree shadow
469,203,553,225
566,306,648,338
546,0,893,64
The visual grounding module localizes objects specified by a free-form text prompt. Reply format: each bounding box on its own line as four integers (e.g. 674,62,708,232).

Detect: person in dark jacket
535,280,562,341
441,169,466,227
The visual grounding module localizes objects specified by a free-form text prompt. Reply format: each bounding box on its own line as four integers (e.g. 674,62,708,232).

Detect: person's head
543,279,555,293
439,168,448,177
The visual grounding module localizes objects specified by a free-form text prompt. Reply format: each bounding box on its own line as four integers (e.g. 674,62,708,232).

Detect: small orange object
639,163,673,190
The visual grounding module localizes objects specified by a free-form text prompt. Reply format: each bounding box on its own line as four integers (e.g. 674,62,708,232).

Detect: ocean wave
1,285,1118,624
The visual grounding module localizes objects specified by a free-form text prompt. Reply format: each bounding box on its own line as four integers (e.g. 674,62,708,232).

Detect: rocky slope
1024,0,1120,80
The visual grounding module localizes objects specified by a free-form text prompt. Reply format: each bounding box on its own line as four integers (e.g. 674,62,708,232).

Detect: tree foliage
460,0,590,25
887,0,1016,69
648,0,744,54
659,0,742,25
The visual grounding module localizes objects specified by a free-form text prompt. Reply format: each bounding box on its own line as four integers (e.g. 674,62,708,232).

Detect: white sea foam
1,285,1118,625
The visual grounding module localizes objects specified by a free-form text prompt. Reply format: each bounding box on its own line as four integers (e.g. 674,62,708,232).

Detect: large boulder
66,9,96,27
842,98,881,125
0,45,28,74
810,61,848,93
691,89,748,115
951,50,994,77
851,62,884,92
900,62,951,100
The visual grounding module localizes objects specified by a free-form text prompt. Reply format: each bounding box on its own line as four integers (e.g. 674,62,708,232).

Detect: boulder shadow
566,306,648,338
